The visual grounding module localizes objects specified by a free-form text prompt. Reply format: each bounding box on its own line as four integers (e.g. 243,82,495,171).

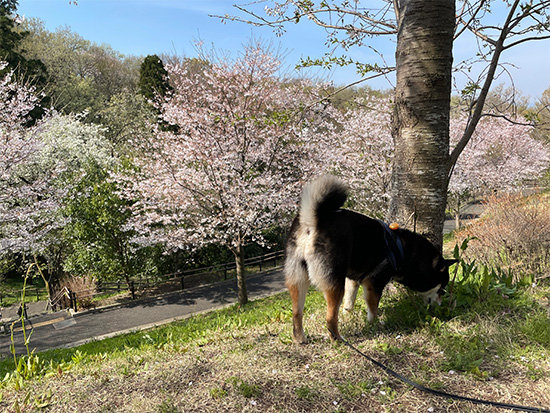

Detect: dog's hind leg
343,278,359,313
362,278,383,323
285,257,310,344
324,284,345,341
287,279,309,344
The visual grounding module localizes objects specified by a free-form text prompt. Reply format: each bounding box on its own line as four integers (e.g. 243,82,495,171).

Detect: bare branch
213,2,398,36
454,0,489,40
448,0,522,173
318,68,395,104
392,0,400,22
508,1,550,31
503,34,550,50
459,19,497,45
480,112,535,127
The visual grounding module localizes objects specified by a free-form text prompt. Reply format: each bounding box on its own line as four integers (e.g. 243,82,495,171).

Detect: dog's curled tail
300,175,348,227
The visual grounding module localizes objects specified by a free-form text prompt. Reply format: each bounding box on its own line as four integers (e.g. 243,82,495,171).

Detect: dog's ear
435,257,459,272
444,258,459,268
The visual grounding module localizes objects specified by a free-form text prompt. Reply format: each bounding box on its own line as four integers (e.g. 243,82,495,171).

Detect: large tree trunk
388,0,455,249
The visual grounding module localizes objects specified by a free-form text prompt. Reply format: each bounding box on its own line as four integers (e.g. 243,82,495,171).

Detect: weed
157,398,180,413
227,376,261,398
375,341,403,355
519,312,550,347
209,386,228,399
332,379,373,400
437,327,488,375
526,365,546,381
71,350,87,365
295,385,317,401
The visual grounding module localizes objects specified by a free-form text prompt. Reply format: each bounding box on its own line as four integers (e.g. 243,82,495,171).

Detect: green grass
1,254,549,411
0,277,48,307
2,274,547,382
295,385,318,401
0,290,325,378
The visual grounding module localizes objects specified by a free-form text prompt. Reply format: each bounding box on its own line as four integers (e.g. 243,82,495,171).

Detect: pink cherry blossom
121,45,335,252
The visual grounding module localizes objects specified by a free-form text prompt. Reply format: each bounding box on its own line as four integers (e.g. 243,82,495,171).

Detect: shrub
456,193,550,281
59,275,97,309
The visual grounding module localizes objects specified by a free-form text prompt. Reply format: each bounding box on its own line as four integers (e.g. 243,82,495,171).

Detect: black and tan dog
284,176,456,343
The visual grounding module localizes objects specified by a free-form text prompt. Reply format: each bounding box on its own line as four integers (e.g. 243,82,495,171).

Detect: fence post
117,280,120,292
129,281,135,300
180,276,184,290
259,256,263,272
224,264,228,280
71,291,78,312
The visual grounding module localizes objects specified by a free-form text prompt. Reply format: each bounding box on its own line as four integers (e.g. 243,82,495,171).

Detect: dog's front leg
343,278,360,313
362,279,383,323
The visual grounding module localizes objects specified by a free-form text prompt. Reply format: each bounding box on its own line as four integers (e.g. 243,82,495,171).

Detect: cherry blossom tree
123,44,334,305
328,96,393,216
0,62,56,256
224,0,550,247
448,114,550,227
326,95,549,227
1,65,118,291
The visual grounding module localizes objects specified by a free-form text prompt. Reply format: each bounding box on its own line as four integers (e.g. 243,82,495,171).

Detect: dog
284,175,457,343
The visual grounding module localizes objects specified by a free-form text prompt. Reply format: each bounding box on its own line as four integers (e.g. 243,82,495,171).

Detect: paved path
0,269,286,357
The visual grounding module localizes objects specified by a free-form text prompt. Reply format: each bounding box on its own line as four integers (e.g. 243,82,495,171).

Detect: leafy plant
227,376,261,398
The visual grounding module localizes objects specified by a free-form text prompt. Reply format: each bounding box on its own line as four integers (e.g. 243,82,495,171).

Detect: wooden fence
56,249,285,312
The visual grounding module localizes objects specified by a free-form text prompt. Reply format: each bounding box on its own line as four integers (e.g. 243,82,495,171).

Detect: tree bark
388,0,455,249
234,236,248,305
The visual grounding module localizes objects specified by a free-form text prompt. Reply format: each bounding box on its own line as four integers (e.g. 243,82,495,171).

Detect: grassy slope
0,273,548,412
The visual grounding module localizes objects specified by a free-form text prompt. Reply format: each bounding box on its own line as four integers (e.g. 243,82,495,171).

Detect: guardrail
1,250,285,313
68,249,285,311
0,286,46,307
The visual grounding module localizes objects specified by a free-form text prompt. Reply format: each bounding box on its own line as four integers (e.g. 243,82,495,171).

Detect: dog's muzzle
420,284,442,305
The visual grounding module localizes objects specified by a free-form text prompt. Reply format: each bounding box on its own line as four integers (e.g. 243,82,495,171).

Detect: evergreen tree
0,1,20,64
138,54,171,102
138,54,176,131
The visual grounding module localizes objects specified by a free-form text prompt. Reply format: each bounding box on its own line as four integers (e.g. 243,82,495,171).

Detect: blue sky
17,0,550,101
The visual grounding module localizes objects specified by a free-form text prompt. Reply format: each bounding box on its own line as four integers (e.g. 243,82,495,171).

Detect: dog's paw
293,335,308,345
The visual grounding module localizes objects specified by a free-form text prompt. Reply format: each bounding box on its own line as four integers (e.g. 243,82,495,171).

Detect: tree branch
213,2,398,36
448,0,521,175
454,0,489,40
479,112,535,127
503,34,550,50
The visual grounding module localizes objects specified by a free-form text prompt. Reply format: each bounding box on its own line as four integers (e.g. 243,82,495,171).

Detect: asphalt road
0,269,286,357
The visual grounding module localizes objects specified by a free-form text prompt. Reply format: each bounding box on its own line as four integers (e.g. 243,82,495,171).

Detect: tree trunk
234,237,248,305
388,0,455,249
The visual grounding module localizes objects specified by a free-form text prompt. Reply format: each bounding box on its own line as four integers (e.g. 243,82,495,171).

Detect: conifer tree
138,54,171,102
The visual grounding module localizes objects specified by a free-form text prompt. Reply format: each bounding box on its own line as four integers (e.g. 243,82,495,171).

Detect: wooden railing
1,250,285,313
